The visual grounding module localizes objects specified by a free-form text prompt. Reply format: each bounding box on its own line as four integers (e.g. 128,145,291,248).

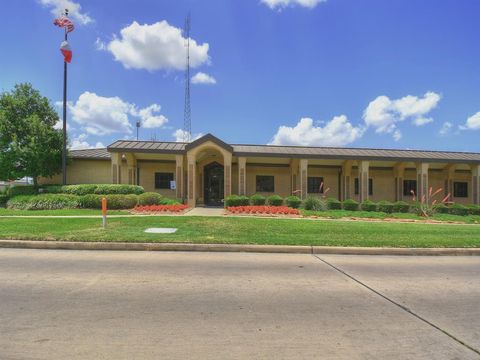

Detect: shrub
393,201,410,213
342,199,359,211
227,205,300,215
433,203,449,214
94,184,144,195
303,196,325,211
39,185,63,194
267,195,284,206
0,194,9,207
327,198,342,210
285,195,302,209
7,194,80,210
62,184,98,196
467,205,480,216
7,185,37,197
361,200,378,212
134,204,188,213
138,192,163,206
378,201,394,214
237,195,250,206
449,204,469,216
158,197,181,205
225,195,241,207
79,194,139,209
250,193,266,206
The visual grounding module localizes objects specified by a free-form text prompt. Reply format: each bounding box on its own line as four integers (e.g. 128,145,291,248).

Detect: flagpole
62,12,68,185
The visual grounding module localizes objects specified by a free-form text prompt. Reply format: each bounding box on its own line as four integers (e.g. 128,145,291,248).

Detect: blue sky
1,0,480,151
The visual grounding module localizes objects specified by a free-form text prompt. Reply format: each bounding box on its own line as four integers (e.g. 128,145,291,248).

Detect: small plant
227,205,300,215
467,205,480,216
250,193,266,205
237,195,250,206
326,198,342,210
7,185,37,197
267,195,284,206
303,196,325,211
225,195,241,207
138,192,163,206
392,201,410,213
449,204,469,216
433,203,449,214
411,187,449,217
378,201,394,214
361,200,378,212
342,199,359,211
285,195,302,208
0,194,10,207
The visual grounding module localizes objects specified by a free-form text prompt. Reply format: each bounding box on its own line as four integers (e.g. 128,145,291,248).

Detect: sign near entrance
170,180,176,190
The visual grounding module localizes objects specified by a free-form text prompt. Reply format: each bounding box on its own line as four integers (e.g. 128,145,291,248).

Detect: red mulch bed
226,205,300,216
131,204,189,214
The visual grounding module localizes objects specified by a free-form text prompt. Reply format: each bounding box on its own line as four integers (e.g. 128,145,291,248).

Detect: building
40,134,480,207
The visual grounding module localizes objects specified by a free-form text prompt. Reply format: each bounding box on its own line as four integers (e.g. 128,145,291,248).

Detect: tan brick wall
306,167,340,199
138,162,177,198
245,165,291,197
369,169,396,202
39,159,111,185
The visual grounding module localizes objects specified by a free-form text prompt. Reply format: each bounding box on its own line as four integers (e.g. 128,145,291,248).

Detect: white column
393,163,406,202
416,163,429,201
176,155,184,200
187,154,196,208
238,157,246,196
341,160,353,201
224,153,232,198
111,152,122,184
299,159,308,200
358,161,369,202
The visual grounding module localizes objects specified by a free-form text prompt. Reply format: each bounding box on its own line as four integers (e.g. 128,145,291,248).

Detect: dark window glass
155,172,173,189
453,182,468,198
354,178,373,195
308,177,324,193
256,175,274,192
403,180,417,196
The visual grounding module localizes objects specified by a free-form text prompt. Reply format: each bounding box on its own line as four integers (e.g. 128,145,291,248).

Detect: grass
301,210,480,224
0,216,479,248
0,208,130,216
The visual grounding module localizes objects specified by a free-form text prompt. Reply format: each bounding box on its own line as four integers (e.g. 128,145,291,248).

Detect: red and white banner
53,16,74,33
60,41,72,63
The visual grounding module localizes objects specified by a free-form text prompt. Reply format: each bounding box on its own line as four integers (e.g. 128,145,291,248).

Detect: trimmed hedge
7,194,80,210
378,201,394,214
342,199,359,211
285,195,302,209
250,194,266,206
62,184,145,196
393,201,410,213
62,184,98,195
39,185,63,194
433,203,449,214
449,204,468,216
361,200,378,212
7,185,37,197
303,196,324,211
267,195,284,206
467,205,480,216
0,194,9,207
78,194,138,209
327,198,342,210
225,195,245,207
138,192,163,206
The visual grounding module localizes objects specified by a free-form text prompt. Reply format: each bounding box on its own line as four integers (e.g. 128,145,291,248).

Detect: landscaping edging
0,239,479,256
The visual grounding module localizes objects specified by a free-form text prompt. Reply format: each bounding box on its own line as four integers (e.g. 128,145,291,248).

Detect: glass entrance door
204,162,224,206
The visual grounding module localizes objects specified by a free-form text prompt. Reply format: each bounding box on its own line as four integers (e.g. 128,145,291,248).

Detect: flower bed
133,204,189,213
227,205,300,215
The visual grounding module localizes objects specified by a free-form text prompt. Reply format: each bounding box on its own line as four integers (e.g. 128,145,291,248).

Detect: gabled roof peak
185,133,233,153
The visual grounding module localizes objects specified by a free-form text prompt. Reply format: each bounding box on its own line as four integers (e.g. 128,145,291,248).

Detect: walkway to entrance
184,207,225,217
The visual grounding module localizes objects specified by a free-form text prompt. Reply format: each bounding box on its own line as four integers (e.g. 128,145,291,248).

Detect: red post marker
102,197,107,228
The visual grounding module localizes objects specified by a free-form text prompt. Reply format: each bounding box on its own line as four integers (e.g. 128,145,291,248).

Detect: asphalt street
0,249,479,359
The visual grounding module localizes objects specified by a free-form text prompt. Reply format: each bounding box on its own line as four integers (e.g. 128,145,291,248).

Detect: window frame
453,182,468,198
307,176,324,194
256,175,275,193
403,179,417,197
154,172,174,189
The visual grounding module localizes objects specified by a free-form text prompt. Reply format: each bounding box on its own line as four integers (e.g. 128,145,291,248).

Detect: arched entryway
204,162,224,206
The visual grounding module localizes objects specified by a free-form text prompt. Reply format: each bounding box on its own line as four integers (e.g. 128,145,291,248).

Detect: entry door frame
203,161,224,206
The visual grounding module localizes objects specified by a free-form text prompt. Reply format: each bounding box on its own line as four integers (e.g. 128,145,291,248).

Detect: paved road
0,249,479,360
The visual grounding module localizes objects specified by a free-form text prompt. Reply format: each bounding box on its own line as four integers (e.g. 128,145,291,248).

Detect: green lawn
302,210,480,224
0,208,130,216
0,216,479,248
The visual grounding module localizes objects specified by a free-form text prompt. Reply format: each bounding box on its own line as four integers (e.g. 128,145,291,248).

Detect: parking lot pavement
0,249,479,359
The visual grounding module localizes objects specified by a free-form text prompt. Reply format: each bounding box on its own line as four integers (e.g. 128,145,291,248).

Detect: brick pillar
358,161,369,202
111,152,122,184
224,153,232,199
187,155,196,208
444,164,455,199
472,165,480,205
290,159,299,196
341,160,353,201
416,163,429,201
238,157,246,196
299,159,308,200
176,155,184,200
125,153,136,185
394,163,406,202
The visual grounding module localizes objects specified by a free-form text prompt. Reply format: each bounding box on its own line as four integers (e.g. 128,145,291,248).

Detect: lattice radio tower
183,14,192,142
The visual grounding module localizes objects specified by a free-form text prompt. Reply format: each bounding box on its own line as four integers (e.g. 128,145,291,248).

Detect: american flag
53,16,74,33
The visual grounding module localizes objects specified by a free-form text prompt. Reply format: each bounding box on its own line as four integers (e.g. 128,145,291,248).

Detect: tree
0,83,63,186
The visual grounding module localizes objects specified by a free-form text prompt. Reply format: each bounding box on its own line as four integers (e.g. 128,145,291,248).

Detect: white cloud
106,21,210,71
439,121,453,136
261,0,326,9
363,92,440,140
191,72,217,85
68,92,168,136
460,112,480,130
95,37,106,50
269,116,364,147
38,0,92,25
173,129,203,142
69,133,104,150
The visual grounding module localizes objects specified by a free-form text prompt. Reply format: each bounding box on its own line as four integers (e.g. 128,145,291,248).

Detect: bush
138,192,163,206
158,197,181,205
393,201,410,213
327,198,342,210
79,194,139,209
285,195,302,209
0,194,9,207
449,204,469,216
250,193,266,206
225,195,241,207
7,194,80,210
342,199,359,211
94,184,144,195
39,185,63,194
378,201,394,214
433,203,449,214
7,185,37,197
467,205,480,216
361,200,378,212
303,196,325,211
62,184,98,196
267,195,283,206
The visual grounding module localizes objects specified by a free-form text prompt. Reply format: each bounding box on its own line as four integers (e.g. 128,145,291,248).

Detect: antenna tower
183,14,191,142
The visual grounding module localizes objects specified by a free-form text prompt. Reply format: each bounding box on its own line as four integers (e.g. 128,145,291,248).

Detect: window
354,178,373,195
155,172,173,189
256,175,274,192
403,180,417,196
308,177,324,193
454,182,468,198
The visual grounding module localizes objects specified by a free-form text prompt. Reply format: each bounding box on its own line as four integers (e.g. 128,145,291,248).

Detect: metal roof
72,134,480,164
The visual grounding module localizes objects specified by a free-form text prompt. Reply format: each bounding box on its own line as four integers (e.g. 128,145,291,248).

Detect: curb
0,240,479,256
